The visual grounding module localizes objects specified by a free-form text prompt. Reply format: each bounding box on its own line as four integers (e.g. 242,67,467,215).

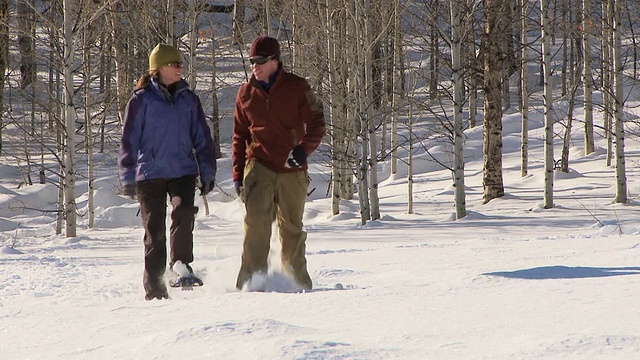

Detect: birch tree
233,0,245,44
482,0,507,203
582,0,594,155
62,0,77,237
541,0,554,209
17,0,36,89
362,0,380,221
0,0,8,156
450,0,466,219
602,0,613,166
612,0,627,203
520,0,529,177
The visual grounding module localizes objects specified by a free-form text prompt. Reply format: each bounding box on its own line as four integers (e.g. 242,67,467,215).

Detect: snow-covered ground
2,100,640,359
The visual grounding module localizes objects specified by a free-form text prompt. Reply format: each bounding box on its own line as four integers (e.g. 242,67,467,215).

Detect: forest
0,0,639,237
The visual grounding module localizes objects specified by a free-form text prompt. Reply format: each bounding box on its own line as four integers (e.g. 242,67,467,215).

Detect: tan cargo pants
236,160,312,290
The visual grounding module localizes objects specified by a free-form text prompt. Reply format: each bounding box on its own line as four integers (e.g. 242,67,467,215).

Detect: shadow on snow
484,266,640,280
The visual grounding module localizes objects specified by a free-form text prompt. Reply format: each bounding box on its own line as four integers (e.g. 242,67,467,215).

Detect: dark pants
137,175,197,294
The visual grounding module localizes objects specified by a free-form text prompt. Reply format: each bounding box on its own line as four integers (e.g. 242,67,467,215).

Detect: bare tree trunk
327,0,341,216
501,14,512,112
362,0,380,221
188,0,198,90
166,0,175,45
603,0,613,167
612,0,627,203
264,0,271,36
0,0,7,156
63,0,77,237
561,1,568,96
110,12,128,122
541,0,554,209
210,29,221,159
520,0,529,177
407,101,414,215
482,0,506,203
354,0,370,224
17,0,36,89
233,0,245,44
429,0,438,101
83,30,95,229
561,66,580,173
390,0,401,175
582,0,594,155
451,0,466,219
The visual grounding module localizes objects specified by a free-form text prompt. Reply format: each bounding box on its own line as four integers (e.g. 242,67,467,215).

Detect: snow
2,40,640,360
2,113,639,359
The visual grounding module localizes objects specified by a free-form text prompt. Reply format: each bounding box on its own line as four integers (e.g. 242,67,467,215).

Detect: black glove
285,145,307,169
123,183,136,199
234,180,243,196
200,180,215,196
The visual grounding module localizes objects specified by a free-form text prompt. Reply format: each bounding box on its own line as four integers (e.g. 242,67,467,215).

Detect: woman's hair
136,70,159,90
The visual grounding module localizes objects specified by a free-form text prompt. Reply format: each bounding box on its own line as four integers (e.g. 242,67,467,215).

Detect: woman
118,43,217,300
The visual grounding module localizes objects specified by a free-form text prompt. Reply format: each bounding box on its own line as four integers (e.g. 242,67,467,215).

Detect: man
232,36,326,291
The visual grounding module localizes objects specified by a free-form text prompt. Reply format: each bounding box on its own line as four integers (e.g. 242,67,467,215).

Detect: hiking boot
282,261,312,290
170,260,195,277
144,281,168,300
236,264,267,290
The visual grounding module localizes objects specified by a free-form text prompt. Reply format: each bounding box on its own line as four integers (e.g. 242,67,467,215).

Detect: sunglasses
165,61,183,68
249,55,274,65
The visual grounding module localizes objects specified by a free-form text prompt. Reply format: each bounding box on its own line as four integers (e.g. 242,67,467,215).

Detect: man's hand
285,145,307,169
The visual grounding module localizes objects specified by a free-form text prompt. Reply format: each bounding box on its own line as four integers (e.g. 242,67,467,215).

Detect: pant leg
167,175,197,267
137,178,169,294
236,161,276,289
276,169,311,289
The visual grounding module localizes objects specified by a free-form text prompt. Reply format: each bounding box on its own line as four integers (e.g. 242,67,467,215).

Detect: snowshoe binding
169,261,203,290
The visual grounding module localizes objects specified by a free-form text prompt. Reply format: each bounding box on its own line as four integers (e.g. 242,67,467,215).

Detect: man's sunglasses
166,61,183,68
250,55,274,65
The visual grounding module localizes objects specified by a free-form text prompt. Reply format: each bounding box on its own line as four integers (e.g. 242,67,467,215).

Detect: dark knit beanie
249,36,280,60
149,44,182,71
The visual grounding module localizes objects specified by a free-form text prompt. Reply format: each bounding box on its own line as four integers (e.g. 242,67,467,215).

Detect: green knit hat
148,43,182,71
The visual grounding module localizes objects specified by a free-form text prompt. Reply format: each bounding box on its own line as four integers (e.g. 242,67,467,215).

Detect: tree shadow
484,266,640,280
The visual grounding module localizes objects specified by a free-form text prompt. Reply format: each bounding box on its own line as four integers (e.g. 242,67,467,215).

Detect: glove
285,145,307,169
200,179,215,196
123,183,136,199
234,180,243,196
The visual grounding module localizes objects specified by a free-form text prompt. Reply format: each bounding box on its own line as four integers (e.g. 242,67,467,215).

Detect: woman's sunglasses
250,55,274,65
166,61,183,68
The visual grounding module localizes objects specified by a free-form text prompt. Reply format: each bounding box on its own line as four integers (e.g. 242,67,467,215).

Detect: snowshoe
169,275,204,289
169,260,203,290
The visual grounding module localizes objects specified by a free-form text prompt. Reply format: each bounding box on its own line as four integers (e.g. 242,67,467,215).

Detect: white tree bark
520,0,529,177
354,0,370,224
188,0,198,90
363,0,380,220
603,0,613,167
327,0,341,216
407,100,414,215
612,0,627,203
82,30,94,229
390,0,401,176
166,0,175,45
63,0,77,237
583,0,594,155
450,0,466,219
541,0,554,209
233,0,245,44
